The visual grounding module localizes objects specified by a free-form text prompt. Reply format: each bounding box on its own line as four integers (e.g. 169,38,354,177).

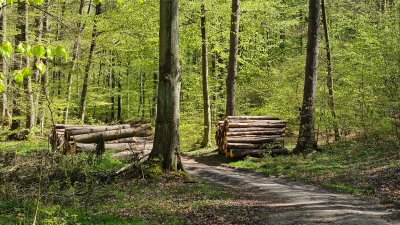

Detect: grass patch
0,140,234,224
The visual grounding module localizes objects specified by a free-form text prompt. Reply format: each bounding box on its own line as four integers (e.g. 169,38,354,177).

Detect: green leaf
22,67,32,78
6,0,13,5
2,41,12,57
32,0,45,5
46,47,53,59
54,46,68,61
93,0,102,4
0,79,5,94
23,43,32,56
36,61,46,74
32,45,46,58
13,70,23,84
16,43,25,53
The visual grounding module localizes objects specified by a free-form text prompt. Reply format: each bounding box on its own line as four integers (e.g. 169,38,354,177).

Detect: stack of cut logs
216,116,288,158
51,124,153,157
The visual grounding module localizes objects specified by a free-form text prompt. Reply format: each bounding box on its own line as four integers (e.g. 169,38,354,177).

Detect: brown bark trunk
79,3,102,123
201,3,211,147
0,4,10,126
294,0,320,154
65,0,86,124
75,142,153,153
149,0,182,171
226,0,240,116
321,0,340,141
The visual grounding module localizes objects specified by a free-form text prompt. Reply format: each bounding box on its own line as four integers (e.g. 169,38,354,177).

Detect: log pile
216,116,288,158
50,124,153,156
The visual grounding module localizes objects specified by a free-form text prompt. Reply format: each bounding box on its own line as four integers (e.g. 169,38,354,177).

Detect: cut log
73,125,152,143
227,122,286,128
106,136,154,144
227,127,285,132
226,129,285,136
227,136,284,144
227,116,281,120
65,124,131,136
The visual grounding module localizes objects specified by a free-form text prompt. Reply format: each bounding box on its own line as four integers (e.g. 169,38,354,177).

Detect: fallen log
227,136,285,144
227,116,281,120
72,125,152,143
227,127,285,132
106,136,154,144
227,122,286,128
65,124,131,136
226,129,285,136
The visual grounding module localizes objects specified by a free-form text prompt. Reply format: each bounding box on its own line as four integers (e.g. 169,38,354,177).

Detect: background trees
0,0,398,150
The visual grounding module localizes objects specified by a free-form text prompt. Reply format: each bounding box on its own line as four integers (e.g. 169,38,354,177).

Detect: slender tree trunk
149,0,182,171
321,0,340,141
294,0,320,154
65,0,86,124
117,73,122,122
226,0,240,116
200,3,211,147
110,67,115,121
18,1,34,132
151,72,157,118
1,4,10,126
79,3,102,123
33,11,45,129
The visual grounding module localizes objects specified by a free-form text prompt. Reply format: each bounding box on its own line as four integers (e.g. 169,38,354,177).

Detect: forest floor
0,139,400,224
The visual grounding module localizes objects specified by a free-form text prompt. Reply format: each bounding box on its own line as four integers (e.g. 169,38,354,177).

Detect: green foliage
32,45,46,58
0,41,12,57
22,67,32,78
13,70,24,84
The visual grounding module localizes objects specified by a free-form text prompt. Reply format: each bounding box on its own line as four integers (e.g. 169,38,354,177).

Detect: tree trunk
200,3,211,147
65,0,86,124
321,0,340,141
149,0,182,171
79,2,102,123
0,4,10,126
226,0,240,116
294,0,320,154
117,73,122,122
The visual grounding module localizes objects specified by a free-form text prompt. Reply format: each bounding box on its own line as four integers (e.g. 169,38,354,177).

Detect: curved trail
183,156,399,225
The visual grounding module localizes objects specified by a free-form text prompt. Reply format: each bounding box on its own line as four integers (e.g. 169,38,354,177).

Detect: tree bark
226,0,240,116
294,0,320,154
117,73,122,122
149,0,182,171
200,3,211,147
321,0,340,141
79,2,102,123
0,4,10,126
65,0,86,124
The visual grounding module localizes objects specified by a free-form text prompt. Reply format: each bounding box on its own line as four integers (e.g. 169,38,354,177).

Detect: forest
0,0,399,224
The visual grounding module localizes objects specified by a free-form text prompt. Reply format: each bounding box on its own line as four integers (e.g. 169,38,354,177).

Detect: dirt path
183,156,399,225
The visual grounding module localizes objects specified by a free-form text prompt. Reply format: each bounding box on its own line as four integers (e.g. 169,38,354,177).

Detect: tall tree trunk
33,10,45,129
19,1,34,132
138,72,146,118
149,0,182,171
65,0,86,124
110,67,115,121
1,4,10,126
294,0,320,154
226,0,240,116
321,0,340,141
200,3,211,147
10,1,27,132
117,73,122,122
79,3,102,123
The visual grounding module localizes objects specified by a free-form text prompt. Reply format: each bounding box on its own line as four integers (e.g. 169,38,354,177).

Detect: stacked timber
50,124,153,156
216,116,288,158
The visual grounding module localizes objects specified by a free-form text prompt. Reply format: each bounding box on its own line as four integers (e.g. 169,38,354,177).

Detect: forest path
182,156,399,225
